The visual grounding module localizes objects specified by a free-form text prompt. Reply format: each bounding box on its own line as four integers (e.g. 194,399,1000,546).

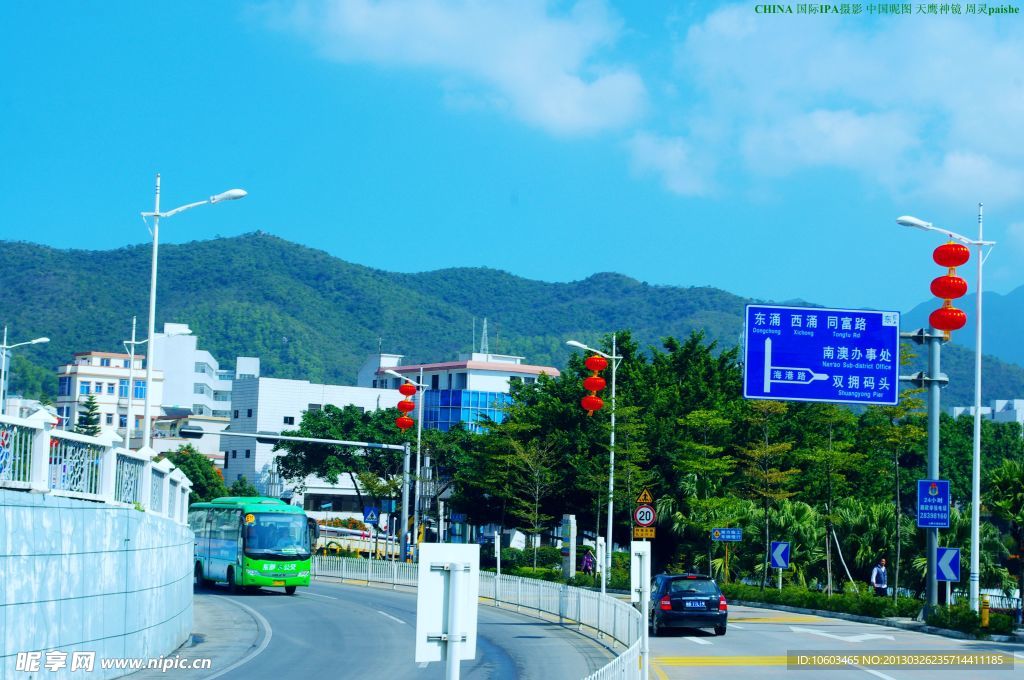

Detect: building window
224,456,229,469
247,409,252,417
59,377,72,397
237,474,242,480
79,381,91,395
123,359,130,368
283,416,294,425
133,380,146,400
233,410,239,419
431,374,440,390
119,415,127,427
100,358,111,367
105,413,113,425
106,382,115,395
232,450,237,458
118,379,129,398
245,449,250,458
307,404,321,412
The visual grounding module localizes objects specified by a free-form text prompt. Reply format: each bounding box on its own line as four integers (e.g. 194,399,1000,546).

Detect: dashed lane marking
378,610,406,625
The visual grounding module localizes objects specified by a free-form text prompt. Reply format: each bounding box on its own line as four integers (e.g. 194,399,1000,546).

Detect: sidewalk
125,591,261,680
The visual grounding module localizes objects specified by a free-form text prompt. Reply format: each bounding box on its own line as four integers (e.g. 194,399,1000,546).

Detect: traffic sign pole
926,328,942,614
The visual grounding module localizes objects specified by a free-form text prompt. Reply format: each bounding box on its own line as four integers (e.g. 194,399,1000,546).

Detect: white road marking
203,597,273,680
682,636,712,645
789,625,893,643
418,662,429,668
378,610,406,625
849,662,898,680
302,591,339,600
730,623,745,629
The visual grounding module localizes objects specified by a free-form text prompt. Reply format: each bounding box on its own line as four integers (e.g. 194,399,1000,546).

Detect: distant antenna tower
480,318,490,355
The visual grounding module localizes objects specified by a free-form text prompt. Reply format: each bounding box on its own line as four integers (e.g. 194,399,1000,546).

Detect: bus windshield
244,513,311,560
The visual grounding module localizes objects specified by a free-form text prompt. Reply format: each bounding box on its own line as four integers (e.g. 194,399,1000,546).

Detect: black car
649,573,728,636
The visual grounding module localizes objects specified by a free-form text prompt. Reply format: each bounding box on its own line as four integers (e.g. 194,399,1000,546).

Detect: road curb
731,599,1024,644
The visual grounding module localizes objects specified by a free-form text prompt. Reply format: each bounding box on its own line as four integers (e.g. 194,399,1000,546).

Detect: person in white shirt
870,558,888,597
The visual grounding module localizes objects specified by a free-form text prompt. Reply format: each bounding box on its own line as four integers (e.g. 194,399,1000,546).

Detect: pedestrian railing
313,555,643,680
0,409,191,523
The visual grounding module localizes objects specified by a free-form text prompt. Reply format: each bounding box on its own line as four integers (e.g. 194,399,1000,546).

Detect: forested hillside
1,232,1021,406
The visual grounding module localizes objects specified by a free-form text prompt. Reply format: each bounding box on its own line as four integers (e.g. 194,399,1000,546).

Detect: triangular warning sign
636,488,653,504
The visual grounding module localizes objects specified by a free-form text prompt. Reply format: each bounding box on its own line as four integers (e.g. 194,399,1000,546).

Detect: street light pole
385,368,427,561
0,327,50,416
566,335,622,595
139,174,246,450
124,316,139,446
897,210,995,612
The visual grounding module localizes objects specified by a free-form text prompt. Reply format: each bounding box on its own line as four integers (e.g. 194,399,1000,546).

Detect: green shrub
987,612,1014,636
927,604,981,636
569,573,598,588
721,583,922,621
533,546,563,568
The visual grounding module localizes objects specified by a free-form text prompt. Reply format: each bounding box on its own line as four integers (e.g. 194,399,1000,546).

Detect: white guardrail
0,410,192,522
313,554,643,680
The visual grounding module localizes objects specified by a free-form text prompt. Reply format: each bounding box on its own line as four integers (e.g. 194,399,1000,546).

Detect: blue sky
2,1,1022,313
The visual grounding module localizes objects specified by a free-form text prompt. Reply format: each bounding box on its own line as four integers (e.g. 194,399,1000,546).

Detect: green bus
189,496,319,595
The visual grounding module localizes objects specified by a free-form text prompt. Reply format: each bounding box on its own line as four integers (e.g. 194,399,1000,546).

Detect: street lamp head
31,337,50,344
210,189,247,204
896,215,933,231
566,340,589,350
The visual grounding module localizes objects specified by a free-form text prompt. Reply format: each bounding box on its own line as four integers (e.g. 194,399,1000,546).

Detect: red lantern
930,305,967,332
581,395,604,413
930,275,967,300
585,355,608,372
397,399,415,413
583,376,606,392
933,242,970,268
398,382,417,397
395,415,414,430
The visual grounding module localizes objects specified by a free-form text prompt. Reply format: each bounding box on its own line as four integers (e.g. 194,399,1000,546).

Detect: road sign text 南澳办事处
743,305,900,406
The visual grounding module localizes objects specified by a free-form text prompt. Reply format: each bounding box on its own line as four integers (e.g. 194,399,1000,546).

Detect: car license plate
684,600,705,609
273,580,286,586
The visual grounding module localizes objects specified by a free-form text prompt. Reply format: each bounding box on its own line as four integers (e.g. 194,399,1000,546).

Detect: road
651,603,1023,679
195,580,612,680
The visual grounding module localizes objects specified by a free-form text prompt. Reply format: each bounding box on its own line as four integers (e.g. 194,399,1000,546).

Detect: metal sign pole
640,550,650,680
445,563,465,680
926,330,942,613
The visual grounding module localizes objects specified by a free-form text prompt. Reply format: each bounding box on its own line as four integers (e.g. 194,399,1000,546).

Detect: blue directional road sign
744,305,900,406
363,506,380,524
770,541,791,569
712,528,742,542
937,547,961,582
917,479,950,528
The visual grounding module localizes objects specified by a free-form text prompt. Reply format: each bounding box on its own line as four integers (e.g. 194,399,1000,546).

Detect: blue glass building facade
423,389,513,432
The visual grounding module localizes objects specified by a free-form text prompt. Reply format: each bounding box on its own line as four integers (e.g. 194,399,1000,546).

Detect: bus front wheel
285,585,297,595
227,568,239,595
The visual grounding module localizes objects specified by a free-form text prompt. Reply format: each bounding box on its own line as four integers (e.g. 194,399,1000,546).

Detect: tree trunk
832,526,858,593
894,451,901,600
762,497,770,590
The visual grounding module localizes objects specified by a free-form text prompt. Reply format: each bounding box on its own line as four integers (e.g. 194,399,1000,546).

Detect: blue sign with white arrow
937,547,961,582
770,541,791,569
363,506,380,524
743,305,900,406
917,479,950,528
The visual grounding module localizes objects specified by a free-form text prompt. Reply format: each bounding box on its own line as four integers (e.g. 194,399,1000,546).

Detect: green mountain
1,232,1022,408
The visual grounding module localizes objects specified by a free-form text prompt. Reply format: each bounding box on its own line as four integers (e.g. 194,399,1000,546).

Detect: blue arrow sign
743,305,900,406
770,541,791,569
937,547,961,582
917,480,950,528
712,528,742,542
363,506,380,524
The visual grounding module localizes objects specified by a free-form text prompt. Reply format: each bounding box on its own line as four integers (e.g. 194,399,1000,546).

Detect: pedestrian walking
582,549,595,576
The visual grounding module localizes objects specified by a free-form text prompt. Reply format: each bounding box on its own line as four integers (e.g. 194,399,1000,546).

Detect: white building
221,360,402,496
357,351,560,432
951,399,1024,431
149,322,233,418
55,351,164,440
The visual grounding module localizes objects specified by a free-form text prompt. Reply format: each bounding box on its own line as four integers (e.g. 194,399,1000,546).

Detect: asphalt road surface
200,580,613,680
650,603,1024,679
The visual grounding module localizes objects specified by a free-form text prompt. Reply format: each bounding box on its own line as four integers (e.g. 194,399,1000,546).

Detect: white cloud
265,0,646,136
673,6,1024,203
625,131,713,196
1007,222,1024,255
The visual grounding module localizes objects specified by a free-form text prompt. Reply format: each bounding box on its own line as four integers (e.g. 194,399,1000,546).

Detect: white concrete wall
0,490,192,680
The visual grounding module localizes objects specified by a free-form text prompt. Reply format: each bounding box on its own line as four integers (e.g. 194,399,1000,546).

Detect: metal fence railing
312,555,642,680
0,421,34,484
0,411,192,524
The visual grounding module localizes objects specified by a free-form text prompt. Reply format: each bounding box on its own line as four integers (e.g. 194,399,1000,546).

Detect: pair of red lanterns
580,355,608,416
395,382,417,430
929,242,970,335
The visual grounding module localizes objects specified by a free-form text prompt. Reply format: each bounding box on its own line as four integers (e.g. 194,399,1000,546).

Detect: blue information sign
917,479,950,528
744,305,900,406
937,547,961,582
712,528,742,542
363,506,380,524
770,541,791,569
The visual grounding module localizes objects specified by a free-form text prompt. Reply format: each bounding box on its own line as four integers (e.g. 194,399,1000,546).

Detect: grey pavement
126,589,262,680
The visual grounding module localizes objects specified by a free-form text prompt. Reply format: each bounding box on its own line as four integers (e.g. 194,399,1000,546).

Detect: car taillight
660,595,672,611
719,595,728,612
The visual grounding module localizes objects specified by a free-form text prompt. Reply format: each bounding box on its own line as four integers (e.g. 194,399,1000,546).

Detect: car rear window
667,578,719,596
